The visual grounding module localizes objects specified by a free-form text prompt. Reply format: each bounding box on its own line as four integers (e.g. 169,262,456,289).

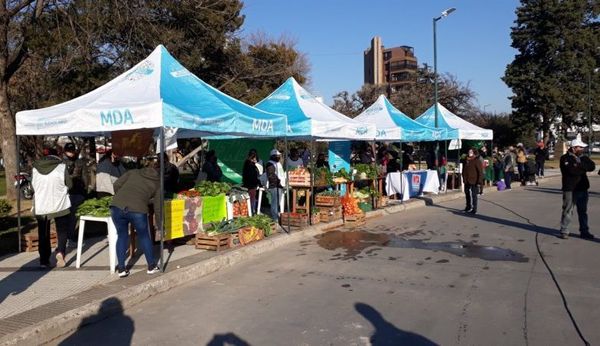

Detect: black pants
67,194,85,241
505,171,513,189
36,214,70,265
464,183,478,211
536,160,544,176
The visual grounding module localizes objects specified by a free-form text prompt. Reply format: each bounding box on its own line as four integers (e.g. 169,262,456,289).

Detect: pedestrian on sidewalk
110,164,162,277
32,149,72,268
559,139,596,240
516,143,527,184
533,141,548,178
503,147,516,189
462,148,483,214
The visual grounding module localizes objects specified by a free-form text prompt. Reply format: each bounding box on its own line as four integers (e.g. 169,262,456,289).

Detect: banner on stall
163,199,185,240
112,128,154,157
210,139,276,184
328,141,351,195
202,194,228,224
406,171,427,197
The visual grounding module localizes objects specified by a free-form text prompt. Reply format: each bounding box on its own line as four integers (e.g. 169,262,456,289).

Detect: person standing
202,150,223,182
315,153,330,170
162,153,180,195
462,148,483,214
63,143,88,246
266,149,286,221
503,147,516,189
286,148,304,169
559,139,596,240
96,150,126,198
533,142,548,178
242,150,261,215
516,143,527,184
110,164,162,277
32,149,72,268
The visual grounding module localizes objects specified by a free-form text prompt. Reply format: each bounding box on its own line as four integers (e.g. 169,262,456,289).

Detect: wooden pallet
319,206,343,223
288,172,311,187
21,231,58,252
228,233,241,248
279,212,309,227
344,213,366,228
195,233,230,251
315,195,341,207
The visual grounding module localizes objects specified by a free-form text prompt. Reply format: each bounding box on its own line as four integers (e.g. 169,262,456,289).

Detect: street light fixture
433,7,456,166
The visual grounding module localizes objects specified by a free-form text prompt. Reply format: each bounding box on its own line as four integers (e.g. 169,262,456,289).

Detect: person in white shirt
266,149,286,220
286,148,304,169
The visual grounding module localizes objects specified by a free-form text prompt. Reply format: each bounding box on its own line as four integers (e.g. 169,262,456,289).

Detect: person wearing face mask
462,147,483,214
96,150,126,198
558,139,596,240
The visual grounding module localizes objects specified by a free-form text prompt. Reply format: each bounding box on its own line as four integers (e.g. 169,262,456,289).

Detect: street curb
1,176,564,345
0,220,344,346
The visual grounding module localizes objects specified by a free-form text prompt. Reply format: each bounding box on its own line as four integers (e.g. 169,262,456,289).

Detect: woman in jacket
462,148,483,214
242,150,261,215
96,150,126,198
110,164,161,277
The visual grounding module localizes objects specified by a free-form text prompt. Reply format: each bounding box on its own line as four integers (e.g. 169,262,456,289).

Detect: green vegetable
313,167,334,186
317,190,340,197
76,197,113,217
194,181,232,196
358,202,372,213
333,168,352,181
352,164,378,180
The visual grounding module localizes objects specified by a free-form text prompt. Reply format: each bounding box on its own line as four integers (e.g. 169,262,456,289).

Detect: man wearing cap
559,139,596,239
266,149,286,221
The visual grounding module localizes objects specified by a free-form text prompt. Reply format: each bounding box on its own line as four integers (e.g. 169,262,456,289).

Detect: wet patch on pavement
315,230,529,262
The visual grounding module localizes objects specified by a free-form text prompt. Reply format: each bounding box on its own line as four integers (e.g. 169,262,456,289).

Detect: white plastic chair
76,216,117,273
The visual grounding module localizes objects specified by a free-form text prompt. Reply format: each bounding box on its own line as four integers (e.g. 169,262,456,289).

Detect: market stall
15,45,288,270
415,103,494,191
255,77,376,226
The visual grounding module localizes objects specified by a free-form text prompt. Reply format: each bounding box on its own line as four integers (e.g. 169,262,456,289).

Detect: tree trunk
0,82,17,200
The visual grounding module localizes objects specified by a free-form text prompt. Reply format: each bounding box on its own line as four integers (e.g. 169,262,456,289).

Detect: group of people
32,144,179,277
489,142,548,189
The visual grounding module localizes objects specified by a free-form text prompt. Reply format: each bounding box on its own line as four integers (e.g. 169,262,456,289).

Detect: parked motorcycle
14,173,34,199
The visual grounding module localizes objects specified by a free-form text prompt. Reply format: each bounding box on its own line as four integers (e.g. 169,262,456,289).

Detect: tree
503,0,600,142
2,1,310,200
333,66,477,119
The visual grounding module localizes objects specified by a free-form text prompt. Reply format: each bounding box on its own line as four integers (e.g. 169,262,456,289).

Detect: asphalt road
51,175,600,346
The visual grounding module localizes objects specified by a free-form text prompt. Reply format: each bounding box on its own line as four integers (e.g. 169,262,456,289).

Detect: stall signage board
328,141,351,195
202,194,228,224
406,171,427,197
164,199,185,240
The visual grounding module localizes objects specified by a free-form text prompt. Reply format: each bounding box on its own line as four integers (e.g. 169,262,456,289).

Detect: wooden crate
268,222,278,235
195,232,230,251
344,213,366,228
279,212,309,227
319,206,343,223
22,231,57,252
311,214,320,225
315,195,340,207
288,172,311,187
238,227,264,246
228,233,241,248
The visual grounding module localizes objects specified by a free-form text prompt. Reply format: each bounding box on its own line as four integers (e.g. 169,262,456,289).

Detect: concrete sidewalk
0,171,562,345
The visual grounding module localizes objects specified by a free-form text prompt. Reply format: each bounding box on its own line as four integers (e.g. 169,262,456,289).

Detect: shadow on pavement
431,204,558,237
58,297,134,346
0,258,51,304
206,333,251,346
524,186,600,197
355,302,438,346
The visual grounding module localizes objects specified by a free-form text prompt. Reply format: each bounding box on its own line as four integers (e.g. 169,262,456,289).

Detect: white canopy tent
415,103,493,140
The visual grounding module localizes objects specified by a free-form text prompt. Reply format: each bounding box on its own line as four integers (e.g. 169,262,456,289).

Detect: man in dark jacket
462,148,483,214
533,143,548,178
63,143,89,245
559,139,596,239
110,165,161,277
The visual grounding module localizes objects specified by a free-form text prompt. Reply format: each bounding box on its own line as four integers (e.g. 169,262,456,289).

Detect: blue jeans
110,206,156,271
269,188,282,221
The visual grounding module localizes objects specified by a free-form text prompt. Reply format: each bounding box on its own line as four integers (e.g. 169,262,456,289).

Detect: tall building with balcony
364,36,418,93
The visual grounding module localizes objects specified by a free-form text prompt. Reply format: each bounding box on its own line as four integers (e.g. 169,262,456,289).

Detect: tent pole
309,140,315,225
159,127,165,272
16,136,21,252
284,137,290,234
444,140,448,193
371,140,376,207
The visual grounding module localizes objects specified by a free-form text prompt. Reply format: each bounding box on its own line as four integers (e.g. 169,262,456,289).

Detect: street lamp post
433,7,456,166
589,68,599,155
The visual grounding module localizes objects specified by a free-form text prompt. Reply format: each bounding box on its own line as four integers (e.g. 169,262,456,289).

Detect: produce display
358,202,373,213
205,215,275,237
194,181,231,196
232,201,249,217
352,164,378,180
288,167,311,187
76,196,113,217
314,167,334,186
333,168,351,181
341,194,361,216
316,190,340,197
177,190,201,198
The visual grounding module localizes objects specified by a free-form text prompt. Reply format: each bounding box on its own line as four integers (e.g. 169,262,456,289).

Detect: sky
241,0,520,115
